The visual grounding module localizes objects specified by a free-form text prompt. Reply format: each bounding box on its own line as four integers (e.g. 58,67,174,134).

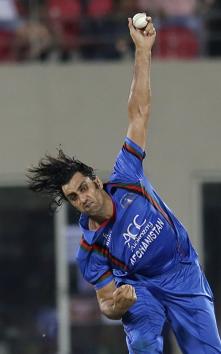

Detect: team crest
120,193,136,208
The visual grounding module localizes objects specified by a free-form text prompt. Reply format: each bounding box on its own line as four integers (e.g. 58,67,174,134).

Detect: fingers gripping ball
132,13,148,30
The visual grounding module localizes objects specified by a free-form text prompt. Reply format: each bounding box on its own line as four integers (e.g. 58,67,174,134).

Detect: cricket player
28,17,221,353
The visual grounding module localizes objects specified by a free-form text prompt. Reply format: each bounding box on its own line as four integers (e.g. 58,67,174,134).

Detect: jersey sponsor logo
103,230,112,246
123,214,147,247
130,218,165,265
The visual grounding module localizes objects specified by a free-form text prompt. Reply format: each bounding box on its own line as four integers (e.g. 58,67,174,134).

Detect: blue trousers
122,261,221,354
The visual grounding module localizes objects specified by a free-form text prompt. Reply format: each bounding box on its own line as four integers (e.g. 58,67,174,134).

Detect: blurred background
0,0,221,354
0,0,221,62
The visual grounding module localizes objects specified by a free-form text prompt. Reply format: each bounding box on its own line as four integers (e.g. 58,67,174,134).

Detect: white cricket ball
132,13,148,30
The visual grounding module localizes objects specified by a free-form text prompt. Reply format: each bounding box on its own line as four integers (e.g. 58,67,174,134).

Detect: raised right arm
127,17,156,151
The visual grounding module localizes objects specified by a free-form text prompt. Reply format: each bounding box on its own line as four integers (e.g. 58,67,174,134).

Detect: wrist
135,48,152,57
100,302,126,320
102,306,125,320
112,303,129,317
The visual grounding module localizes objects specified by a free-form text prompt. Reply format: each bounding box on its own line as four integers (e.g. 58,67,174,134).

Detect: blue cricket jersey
76,137,197,290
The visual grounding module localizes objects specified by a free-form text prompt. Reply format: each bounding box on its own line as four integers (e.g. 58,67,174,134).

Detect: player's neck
88,193,114,231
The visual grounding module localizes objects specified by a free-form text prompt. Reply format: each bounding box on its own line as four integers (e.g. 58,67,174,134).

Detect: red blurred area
0,31,15,62
154,27,200,59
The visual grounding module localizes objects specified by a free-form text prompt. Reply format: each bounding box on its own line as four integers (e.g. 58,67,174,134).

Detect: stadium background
0,1,221,354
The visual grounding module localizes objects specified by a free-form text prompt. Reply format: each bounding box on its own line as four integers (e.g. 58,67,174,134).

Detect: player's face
62,172,104,215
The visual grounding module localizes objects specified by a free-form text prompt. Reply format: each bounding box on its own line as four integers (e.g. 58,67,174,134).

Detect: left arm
96,280,137,320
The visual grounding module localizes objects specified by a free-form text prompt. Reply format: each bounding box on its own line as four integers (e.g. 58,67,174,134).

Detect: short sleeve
109,137,146,184
76,237,114,290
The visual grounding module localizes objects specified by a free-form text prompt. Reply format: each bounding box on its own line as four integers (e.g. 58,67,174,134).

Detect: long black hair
27,148,96,210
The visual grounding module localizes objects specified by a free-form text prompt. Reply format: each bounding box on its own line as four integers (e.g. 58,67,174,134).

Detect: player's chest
99,191,169,258
100,192,149,250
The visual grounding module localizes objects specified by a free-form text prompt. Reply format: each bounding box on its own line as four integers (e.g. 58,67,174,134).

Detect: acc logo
123,214,146,247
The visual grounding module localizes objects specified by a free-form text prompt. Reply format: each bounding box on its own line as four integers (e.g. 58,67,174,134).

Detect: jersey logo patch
103,230,112,246
120,192,137,208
